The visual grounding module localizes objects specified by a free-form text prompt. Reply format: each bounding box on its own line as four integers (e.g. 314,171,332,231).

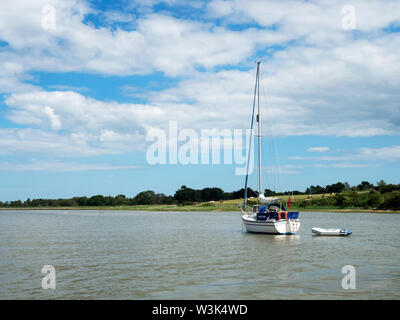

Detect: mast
256,61,262,196
243,62,259,207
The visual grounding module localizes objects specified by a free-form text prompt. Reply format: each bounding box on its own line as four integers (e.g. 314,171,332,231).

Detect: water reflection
271,234,301,243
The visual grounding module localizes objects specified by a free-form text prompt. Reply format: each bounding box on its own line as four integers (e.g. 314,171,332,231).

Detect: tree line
274,180,400,210
296,189,400,210
0,186,258,208
1,180,399,210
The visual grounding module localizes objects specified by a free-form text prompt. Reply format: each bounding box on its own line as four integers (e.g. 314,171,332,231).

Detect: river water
0,210,399,299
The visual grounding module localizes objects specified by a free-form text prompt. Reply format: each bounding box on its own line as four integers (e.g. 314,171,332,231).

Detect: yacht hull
241,214,300,235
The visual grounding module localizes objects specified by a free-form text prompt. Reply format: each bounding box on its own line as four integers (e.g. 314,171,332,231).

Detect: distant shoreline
1,205,399,214
3,183,399,212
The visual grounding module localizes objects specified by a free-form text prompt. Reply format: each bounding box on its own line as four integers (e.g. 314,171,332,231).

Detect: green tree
200,187,224,201
264,188,277,196
230,187,258,199
381,191,400,210
24,198,32,207
73,196,88,206
10,200,23,207
357,181,374,191
113,194,127,206
377,179,387,187
366,190,383,208
326,182,346,194
174,186,201,203
334,193,346,207
87,195,106,206
343,190,359,207
135,191,157,205
306,185,327,194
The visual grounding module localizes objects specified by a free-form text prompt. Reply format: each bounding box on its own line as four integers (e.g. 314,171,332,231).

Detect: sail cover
258,194,280,203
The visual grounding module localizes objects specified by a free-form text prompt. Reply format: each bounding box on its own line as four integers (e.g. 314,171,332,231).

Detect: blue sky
0,0,399,201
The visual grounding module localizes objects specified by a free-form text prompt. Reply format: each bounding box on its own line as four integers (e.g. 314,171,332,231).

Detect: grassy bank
0,200,241,212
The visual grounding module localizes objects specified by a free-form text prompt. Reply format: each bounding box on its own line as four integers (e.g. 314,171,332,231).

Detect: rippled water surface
0,210,399,299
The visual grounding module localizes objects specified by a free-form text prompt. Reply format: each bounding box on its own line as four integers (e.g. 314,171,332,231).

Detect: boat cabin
255,202,299,221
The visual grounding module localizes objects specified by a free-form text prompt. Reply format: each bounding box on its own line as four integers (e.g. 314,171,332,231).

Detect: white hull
312,227,352,236
242,213,300,235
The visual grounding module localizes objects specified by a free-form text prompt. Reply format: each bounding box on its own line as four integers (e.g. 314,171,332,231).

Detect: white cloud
289,155,348,161
358,145,400,161
0,61,39,93
1,0,399,82
290,145,400,163
0,160,142,172
314,163,380,168
206,0,400,40
0,128,97,156
47,85,88,92
0,0,399,159
0,0,291,80
308,147,330,153
0,127,146,157
145,36,400,137
5,90,191,132
264,164,302,175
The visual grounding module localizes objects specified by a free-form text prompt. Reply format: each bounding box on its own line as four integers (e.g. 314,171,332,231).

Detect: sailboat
241,62,301,234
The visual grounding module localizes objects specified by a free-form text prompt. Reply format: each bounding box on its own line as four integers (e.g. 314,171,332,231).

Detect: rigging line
243,63,259,208
260,69,282,195
259,68,273,192
257,61,262,196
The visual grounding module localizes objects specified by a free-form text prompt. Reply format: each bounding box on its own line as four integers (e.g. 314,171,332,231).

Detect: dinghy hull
312,227,352,236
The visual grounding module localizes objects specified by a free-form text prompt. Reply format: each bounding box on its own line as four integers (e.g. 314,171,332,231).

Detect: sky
0,0,399,201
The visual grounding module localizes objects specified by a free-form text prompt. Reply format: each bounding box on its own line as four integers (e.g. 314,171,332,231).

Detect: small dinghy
312,227,352,236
